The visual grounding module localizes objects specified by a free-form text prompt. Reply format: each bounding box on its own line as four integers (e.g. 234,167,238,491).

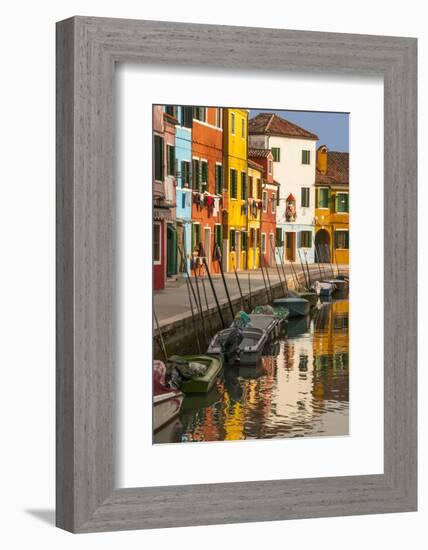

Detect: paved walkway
155,263,348,326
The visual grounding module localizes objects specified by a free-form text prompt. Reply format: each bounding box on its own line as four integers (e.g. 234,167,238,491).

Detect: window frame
231,112,235,135
230,168,238,199
302,149,311,165
153,222,162,265
301,187,310,208
153,134,164,183
317,186,330,209
262,190,267,212
336,192,349,213
334,229,349,249
299,230,312,248
271,147,281,162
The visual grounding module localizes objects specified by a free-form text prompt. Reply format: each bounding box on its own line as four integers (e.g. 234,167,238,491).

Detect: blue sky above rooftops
249,109,349,153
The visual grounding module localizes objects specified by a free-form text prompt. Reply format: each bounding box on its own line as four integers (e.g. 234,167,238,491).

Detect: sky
249,109,349,152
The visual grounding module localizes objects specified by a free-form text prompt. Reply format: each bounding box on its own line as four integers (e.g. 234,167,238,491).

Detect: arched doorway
315,229,330,262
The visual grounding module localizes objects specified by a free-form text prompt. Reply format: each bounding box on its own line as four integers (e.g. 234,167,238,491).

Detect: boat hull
168,354,223,394
273,297,311,318
153,391,184,432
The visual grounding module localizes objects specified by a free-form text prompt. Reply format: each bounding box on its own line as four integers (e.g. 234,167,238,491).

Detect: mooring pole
202,257,226,329
248,272,252,310
298,249,309,290
193,265,207,346
270,238,285,297
200,276,213,334
304,249,312,288
324,243,335,278
215,244,234,320
279,245,289,295
259,252,270,302
185,275,201,353
234,267,245,311
263,254,274,302
153,310,168,362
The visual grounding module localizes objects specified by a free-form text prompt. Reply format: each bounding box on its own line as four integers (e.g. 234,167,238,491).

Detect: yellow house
247,159,263,269
223,108,249,271
315,146,349,266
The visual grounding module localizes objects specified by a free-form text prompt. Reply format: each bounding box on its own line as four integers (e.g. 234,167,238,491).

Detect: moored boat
153,361,184,432
273,297,311,318
313,280,336,297
167,354,223,394
207,326,268,365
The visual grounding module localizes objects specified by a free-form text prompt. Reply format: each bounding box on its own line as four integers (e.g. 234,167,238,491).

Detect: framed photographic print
56,17,417,532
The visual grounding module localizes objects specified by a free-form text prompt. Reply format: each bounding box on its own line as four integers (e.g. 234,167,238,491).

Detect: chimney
317,145,328,175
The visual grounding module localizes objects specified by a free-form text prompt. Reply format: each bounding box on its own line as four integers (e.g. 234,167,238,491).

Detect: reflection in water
154,298,349,444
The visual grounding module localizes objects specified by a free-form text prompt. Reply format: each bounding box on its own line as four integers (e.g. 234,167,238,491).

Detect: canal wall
154,267,349,358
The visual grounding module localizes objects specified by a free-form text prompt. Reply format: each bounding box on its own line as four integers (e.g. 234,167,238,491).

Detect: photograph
152,106,349,444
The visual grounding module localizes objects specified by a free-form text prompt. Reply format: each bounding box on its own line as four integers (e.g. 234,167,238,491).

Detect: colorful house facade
153,106,175,290
223,108,249,271
191,106,223,274
315,146,349,265
164,105,193,273
248,148,278,267
246,158,263,269
249,113,318,264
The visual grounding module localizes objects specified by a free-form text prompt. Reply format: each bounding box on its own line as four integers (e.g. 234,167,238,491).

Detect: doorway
285,232,296,261
315,229,330,262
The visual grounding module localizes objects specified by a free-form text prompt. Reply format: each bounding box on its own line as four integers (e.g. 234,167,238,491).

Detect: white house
249,113,318,264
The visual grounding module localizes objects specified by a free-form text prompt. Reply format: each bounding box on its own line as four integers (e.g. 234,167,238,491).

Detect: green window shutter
198,160,202,192
230,169,237,198
154,135,164,181
276,228,282,246
192,159,198,190
241,172,247,200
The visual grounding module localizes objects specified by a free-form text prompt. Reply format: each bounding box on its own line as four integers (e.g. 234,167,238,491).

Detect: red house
248,148,278,266
153,106,176,290
190,107,224,274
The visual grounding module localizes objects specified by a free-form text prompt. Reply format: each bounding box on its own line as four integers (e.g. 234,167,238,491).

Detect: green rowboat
168,354,223,394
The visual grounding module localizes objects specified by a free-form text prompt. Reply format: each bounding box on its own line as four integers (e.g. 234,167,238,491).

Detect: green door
166,224,178,277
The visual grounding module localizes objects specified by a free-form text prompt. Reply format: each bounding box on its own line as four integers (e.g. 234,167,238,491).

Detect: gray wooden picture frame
56,16,417,533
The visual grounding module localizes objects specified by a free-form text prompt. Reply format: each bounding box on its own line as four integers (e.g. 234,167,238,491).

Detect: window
299,231,312,248
230,169,238,199
181,160,191,187
317,187,329,208
336,192,349,213
154,135,164,182
231,113,235,134
167,145,176,176
268,159,273,174
261,233,266,254
302,150,311,164
335,230,349,249
165,105,177,118
271,193,276,213
215,164,223,195
241,118,245,139
271,147,281,162
193,106,206,122
248,175,254,197
276,227,283,246
301,187,310,207
257,178,262,199
192,223,201,250
214,224,223,247
262,191,267,212
182,106,193,128
153,223,161,264
216,108,223,128
192,159,201,191
241,231,248,250
229,229,236,251
201,160,208,188
241,172,247,200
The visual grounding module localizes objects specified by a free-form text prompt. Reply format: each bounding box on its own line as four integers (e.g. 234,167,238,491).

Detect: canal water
154,297,349,444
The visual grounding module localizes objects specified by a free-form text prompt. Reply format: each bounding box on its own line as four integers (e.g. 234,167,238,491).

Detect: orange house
249,148,278,267
190,107,224,274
